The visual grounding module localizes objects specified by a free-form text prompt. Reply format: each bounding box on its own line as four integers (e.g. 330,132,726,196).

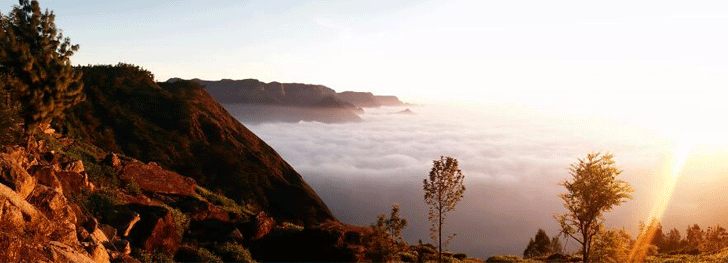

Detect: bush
85,162,120,188
454,253,468,260
398,251,418,262
168,207,190,239
175,245,223,263
132,249,175,263
125,180,142,196
214,242,256,262
277,222,304,232
85,189,119,218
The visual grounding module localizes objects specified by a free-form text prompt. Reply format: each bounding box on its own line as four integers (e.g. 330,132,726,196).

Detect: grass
193,186,255,218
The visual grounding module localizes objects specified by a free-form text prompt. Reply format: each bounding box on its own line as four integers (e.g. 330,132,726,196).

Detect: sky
6,0,728,105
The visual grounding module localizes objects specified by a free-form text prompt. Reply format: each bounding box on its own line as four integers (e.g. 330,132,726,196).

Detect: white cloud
239,104,728,258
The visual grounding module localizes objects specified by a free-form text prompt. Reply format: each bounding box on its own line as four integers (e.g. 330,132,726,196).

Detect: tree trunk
582,239,589,263
439,207,443,263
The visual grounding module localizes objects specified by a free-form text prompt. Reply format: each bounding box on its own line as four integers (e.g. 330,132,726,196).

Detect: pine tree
0,0,84,136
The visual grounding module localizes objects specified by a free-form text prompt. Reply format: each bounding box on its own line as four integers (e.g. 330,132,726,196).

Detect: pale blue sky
7,1,728,107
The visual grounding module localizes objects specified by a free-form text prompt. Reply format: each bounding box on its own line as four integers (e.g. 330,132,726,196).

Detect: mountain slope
57,64,334,225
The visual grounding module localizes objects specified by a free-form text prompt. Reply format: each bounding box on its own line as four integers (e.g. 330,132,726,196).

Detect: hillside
56,64,333,225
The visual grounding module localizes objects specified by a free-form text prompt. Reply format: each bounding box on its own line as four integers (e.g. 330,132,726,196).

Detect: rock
89,227,110,244
126,204,180,255
0,181,44,223
62,160,85,174
0,200,25,231
27,185,76,224
46,241,97,263
119,162,196,196
56,171,94,195
99,224,118,242
86,242,111,263
77,226,91,242
248,211,275,241
0,153,37,199
104,239,131,255
104,153,122,170
174,196,230,222
28,165,63,193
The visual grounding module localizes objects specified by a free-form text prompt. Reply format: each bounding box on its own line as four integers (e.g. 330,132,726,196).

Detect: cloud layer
240,104,728,258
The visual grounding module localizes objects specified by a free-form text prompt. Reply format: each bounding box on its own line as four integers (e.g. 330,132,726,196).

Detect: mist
236,104,728,258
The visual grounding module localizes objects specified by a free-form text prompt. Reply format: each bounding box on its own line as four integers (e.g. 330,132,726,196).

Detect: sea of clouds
238,104,728,258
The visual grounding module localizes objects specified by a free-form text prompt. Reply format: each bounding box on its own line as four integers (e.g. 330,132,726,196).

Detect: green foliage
589,227,633,263
0,0,84,133
554,152,633,263
367,204,409,262
124,180,142,196
169,207,190,239
84,161,120,188
194,186,253,217
132,248,175,263
84,189,119,218
0,90,21,145
277,221,304,232
214,242,256,263
398,251,418,262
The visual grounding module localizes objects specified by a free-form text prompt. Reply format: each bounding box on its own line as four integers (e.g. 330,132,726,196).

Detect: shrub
168,207,190,239
398,251,418,262
125,180,142,196
454,253,468,260
277,222,304,232
85,189,119,218
214,242,256,262
132,249,175,263
486,255,527,262
85,162,120,188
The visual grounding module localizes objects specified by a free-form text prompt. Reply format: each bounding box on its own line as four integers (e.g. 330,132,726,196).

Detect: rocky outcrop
0,152,36,199
125,204,181,255
119,161,196,196
374,95,406,106
336,91,381,108
61,65,334,225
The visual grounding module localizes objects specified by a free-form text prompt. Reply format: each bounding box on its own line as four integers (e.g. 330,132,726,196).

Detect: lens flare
627,139,694,262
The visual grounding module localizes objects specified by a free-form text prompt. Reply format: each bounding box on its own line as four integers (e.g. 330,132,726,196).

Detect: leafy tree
0,0,84,135
368,204,409,262
554,152,633,263
423,156,466,263
589,227,633,263
685,224,703,248
702,224,727,252
0,88,21,145
524,229,555,258
663,228,683,252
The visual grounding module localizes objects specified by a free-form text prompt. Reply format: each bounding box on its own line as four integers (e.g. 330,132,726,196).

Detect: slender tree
423,156,466,263
554,152,633,263
0,0,84,136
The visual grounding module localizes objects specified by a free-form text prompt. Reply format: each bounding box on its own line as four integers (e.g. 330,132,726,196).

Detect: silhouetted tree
554,153,633,263
368,204,409,261
423,156,466,263
551,236,563,254
686,224,703,249
524,229,555,258
0,0,84,136
664,228,682,252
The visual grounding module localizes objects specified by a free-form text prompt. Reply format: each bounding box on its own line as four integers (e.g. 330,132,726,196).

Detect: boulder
27,185,76,224
85,242,111,263
46,241,96,263
119,162,196,196
174,196,230,222
126,204,180,255
243,211,276,241
28,165,63,193
56,171,95,195
62,160,85,174
0,153,36,199
0,200,25,231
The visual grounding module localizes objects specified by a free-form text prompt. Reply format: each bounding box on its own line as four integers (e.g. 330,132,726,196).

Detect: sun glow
627,138,694,262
